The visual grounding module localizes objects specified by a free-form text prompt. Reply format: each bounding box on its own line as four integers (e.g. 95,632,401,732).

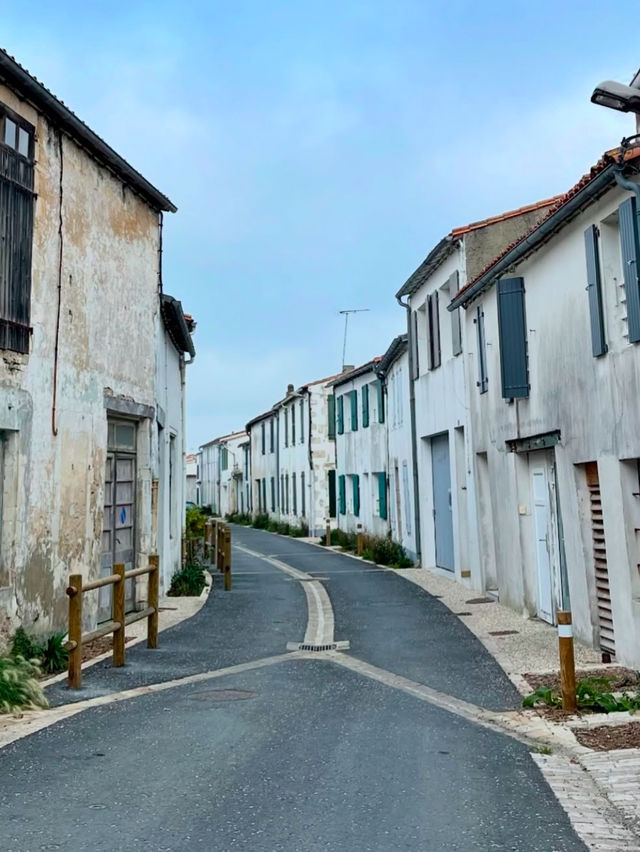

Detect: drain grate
297,643,337,652
453,611,472,616
488,630,519,636
466,597,495,605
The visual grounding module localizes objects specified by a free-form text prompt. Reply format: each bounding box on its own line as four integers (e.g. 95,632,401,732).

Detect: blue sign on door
120,507,127,525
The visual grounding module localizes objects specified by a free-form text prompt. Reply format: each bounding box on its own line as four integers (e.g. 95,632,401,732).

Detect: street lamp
591,80,640,113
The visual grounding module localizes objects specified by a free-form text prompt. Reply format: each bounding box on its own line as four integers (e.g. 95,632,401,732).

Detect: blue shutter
350,390,358,430
328,394,336,439
377,378,385,423
619,197,640,343
337,395,344,434
584,225,607,357
497,277,529,399
353,474,360,517
378,472,387,520
338,474,346,515
362,384,370,427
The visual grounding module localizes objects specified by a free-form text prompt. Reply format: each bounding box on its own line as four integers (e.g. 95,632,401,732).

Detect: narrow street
1,528,585,851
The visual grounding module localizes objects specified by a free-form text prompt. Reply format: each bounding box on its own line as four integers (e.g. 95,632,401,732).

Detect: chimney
287,383,294,394
341,365,354,373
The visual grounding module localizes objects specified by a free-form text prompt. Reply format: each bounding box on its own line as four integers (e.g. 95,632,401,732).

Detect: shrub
0,655,48,713
370,537,413,568
168,561,207,596
11,627,42,661
252,513,270,530
523,676,640,713
226,512,252,525
40,633,69,675
185,506,206,540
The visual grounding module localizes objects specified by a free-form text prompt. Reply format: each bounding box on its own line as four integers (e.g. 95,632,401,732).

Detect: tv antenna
339,308,370,371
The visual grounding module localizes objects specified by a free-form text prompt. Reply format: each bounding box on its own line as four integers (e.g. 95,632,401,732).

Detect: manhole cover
191,689,257,702
466,597,495,605
489,630,519,636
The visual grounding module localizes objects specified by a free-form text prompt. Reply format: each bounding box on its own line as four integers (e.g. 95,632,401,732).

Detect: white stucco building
247,410,278,516
450,144,640,668
331,358,390,538
0,49,189,638
198,430,248,517
395,198,558,584
377,335,417,560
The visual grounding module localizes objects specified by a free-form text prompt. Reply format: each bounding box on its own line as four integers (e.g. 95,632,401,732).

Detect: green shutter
337,396,344,435
377,379,385,423
378,472,387,520
350,390,358,430
353,475,360,517
362,384,370,427
328,470,337,518
338,474,346,515
328,394,336,439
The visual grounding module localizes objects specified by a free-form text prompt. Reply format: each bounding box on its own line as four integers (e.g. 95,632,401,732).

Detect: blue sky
4,2,637,447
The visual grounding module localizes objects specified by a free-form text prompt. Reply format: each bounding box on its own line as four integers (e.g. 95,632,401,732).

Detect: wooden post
357,523,364,557
224,525,232,591
67,573,83,689
181,536,186,566
325,519,331,547
557,610,577,713
217,523,224,574
148,554,159,649
112,563,126,667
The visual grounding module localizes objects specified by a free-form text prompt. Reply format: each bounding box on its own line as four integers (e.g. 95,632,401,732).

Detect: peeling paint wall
0,82,163,634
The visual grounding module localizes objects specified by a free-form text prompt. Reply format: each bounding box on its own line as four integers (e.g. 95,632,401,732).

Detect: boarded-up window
0,107,35,354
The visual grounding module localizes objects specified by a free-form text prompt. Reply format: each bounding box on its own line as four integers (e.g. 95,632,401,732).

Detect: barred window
0,106,35,354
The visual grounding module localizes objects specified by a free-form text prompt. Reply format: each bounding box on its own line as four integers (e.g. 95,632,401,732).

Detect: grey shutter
475,306,488,392
497,277,528,398
584,225,607,357
449,271,462,356
427,295,435,369
411,310,419,379
619,196,640,343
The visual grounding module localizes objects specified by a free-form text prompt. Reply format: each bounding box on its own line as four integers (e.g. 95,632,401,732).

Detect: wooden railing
205,518,232,590
65,555,159,689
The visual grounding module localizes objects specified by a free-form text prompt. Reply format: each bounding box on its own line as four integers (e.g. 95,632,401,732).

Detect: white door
531,466,554,623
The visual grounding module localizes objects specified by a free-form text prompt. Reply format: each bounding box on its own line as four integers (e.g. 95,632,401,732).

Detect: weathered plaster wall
386,350,417,560
0,82,161,633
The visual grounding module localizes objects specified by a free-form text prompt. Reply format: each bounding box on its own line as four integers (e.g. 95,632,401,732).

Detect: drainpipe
306,388,314,534
613,164,640,202
396,293,421,561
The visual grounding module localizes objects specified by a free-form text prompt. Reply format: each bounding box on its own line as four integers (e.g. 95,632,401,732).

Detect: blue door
431,433,454,571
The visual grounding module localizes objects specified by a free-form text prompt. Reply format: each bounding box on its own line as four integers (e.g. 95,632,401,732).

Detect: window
292,473,297,514
261,422,266,455
220,446,228,471
350,389,358,431
377,472,387,520
291,404,296,445
270,477,275,512
0,106,35,354
584,224,607,357
301,471,306,516
619,197,640,343
427,292,441,369
338,474,346,515
475,306,488,393
270,419,274,453
284,408,289,447
362,383,370,428
300,399,304,443
337,395,344,435
497,277,529,399
328,394,336,439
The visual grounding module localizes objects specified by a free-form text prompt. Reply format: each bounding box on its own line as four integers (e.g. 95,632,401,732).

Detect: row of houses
0,49,194,641
200,136,640,669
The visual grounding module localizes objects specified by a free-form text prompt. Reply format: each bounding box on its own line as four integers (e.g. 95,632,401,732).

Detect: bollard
112,563,126,667
325,519,331,547
67,574,83,689
224,525,232,591
557,610,577,713
357,523,364,557
148,554,159,649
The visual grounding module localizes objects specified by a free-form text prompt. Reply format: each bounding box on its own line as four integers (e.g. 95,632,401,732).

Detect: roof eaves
160,294,195,357
395,235,457,299
377,334,408,376
330,357,381,388
0,48,177,213
450,152,631,311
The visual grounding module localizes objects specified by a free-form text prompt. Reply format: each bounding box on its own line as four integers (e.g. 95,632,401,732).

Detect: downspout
52,131,64,436
306,388,314,534
613,163,640,203
396,293,421,561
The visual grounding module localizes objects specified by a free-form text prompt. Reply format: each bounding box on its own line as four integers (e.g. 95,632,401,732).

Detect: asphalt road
0,527,586,851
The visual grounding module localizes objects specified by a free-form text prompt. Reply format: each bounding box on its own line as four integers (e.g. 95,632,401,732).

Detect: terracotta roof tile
450,196,564,238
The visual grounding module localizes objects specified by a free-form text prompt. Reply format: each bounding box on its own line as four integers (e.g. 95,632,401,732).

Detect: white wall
386,350,417,559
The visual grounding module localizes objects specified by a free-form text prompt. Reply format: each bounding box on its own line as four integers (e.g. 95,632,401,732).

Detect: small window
109,421,136,451
17,127,30,158
3,117,16,148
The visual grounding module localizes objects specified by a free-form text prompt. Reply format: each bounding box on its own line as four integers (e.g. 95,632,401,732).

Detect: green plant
0,655,48,713
39,633,68,675
10,627,43,661
251,513,270,530
185,506,206,540
168,561,207,596
523,676,640,714
226,512,252,525
522,686,561,708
